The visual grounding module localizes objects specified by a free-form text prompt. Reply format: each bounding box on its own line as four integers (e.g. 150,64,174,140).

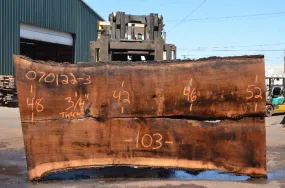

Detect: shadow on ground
1,149,285,188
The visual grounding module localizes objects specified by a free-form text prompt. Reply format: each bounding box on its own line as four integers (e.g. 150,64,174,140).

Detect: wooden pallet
0,75,15,89
13,55,266,180
0,75,17,106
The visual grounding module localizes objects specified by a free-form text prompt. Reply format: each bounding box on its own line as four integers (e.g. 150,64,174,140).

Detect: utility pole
283,50,285,90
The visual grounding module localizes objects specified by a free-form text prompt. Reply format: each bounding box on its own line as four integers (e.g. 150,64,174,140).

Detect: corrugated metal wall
0,0,102,75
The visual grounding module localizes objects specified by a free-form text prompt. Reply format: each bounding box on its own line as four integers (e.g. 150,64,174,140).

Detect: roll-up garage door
20,23,73,46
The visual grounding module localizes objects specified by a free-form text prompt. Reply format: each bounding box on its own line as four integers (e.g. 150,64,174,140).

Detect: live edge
13,55,266,121
13,55,266,180
23,117,266,180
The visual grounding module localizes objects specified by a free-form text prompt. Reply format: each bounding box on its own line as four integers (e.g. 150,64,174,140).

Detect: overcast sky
85,0,285,66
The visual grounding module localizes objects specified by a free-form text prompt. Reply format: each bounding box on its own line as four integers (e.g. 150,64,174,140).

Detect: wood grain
13,55,267,180
23,117,266,180
13,55,265,122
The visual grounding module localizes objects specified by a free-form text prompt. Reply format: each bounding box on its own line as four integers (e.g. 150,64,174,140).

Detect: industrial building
0,0,103,75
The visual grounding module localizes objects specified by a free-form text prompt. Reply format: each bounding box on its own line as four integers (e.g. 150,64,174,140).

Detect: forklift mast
108,12,163,41
90,12,176,62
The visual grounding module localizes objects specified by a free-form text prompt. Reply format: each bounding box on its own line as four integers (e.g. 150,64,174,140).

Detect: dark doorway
20,38,73,63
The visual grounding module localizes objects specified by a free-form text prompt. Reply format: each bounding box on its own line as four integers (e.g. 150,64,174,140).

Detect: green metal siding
0,0,102,75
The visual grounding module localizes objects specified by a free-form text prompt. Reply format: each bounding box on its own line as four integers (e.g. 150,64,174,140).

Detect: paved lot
0,107,285,188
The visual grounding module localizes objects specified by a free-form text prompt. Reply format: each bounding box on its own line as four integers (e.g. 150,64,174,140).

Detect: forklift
266,76,285,116
89,12,176,62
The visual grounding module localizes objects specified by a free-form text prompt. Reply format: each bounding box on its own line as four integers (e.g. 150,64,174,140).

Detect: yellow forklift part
274,104,285,114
